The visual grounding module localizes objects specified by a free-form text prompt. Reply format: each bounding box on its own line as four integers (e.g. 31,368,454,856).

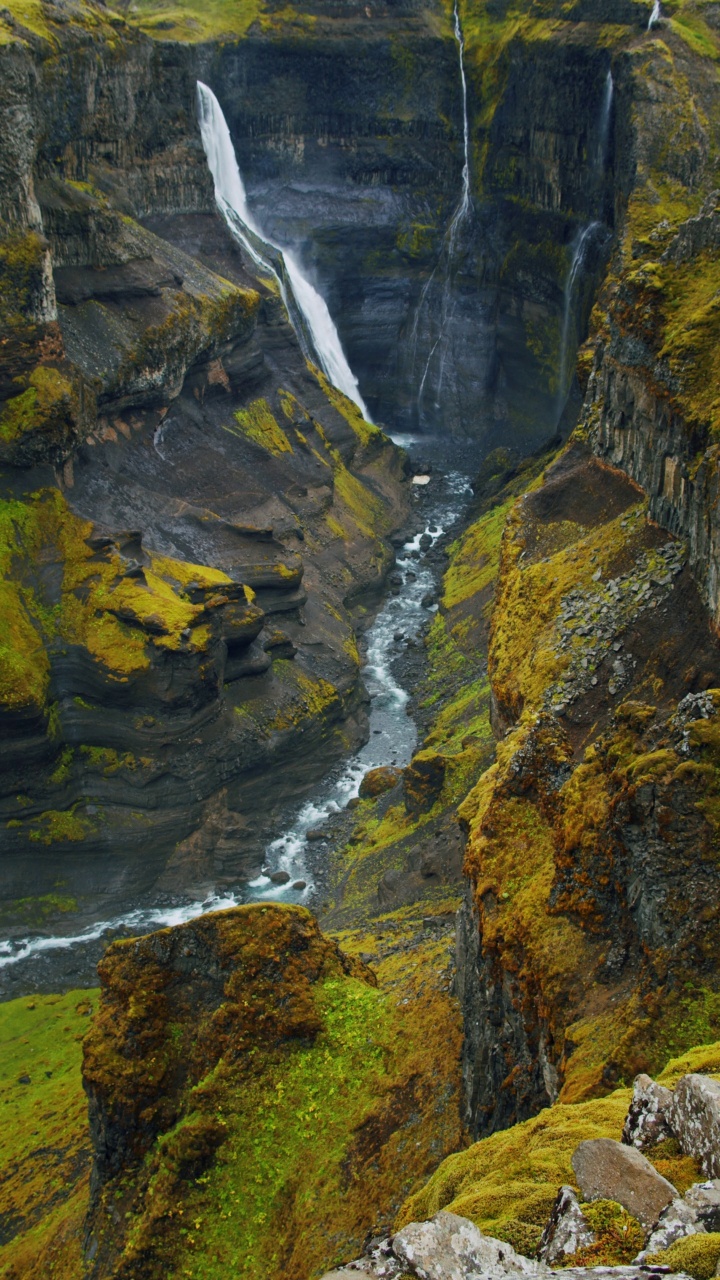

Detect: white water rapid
413,1,472,421
648,0,661,29
196,81,369,419
556,221,601,424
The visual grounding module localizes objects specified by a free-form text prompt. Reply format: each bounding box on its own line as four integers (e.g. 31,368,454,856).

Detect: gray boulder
539,1187,595,1264
636,1197,705,1259
622,1074,674,1150
392,1212,542,1280
315,1214,700,1280
670,1075,720,1177
685,1180,720,1232
572,1138,678,1228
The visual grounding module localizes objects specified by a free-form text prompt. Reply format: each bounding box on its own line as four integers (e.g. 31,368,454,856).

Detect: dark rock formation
0,19,411,925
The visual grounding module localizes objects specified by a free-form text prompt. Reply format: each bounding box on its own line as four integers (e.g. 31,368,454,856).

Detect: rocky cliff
0,3,415,930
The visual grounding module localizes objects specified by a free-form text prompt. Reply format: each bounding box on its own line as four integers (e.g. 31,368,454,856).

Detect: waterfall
597,69,614,167
556,221,601,424
412,0,472,424
196,81,369,419
648,0,661,29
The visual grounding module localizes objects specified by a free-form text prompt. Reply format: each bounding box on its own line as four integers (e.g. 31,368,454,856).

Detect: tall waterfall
556,221,601,424
648,0,661,29
412,0,472,424
196,81,369,419
597,69,614,167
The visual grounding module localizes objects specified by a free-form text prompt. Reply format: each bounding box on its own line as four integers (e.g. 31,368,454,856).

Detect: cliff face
578,8,720,625
0,10,411,927
80,903,464,1280
201,1,624,443
452,440,720,1139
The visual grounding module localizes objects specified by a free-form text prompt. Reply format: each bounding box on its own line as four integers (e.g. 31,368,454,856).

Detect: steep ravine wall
0,9,413,921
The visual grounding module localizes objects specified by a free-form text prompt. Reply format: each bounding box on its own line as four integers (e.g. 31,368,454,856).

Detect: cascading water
597,69,614,168
412,0,472,424
196,81,369,419
556,221,601,425
648,0,661,29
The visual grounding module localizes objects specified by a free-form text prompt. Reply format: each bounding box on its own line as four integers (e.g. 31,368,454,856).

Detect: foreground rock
318,1212,694,1279
622,1075,674,1150
539,1188,595,1264
670,1076,720,1177
572,1139,677,1228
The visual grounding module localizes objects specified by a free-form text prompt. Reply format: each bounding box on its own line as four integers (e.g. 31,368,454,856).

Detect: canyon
3,0,720,1277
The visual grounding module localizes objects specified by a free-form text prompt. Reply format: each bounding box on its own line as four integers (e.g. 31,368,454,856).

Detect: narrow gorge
3,1,720,1278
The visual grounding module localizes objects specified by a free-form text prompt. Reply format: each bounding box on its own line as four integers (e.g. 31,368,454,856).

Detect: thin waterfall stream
412,0,472,423
556,221,601,425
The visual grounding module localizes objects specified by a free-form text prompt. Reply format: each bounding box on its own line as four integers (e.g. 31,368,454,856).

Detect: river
0,440,477,999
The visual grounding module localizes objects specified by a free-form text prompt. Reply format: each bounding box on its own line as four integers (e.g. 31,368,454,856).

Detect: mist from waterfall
412,0,472,426
556,221,601,424
196,81,369,419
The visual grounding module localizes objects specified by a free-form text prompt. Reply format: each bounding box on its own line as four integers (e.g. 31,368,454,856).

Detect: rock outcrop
80,902,466,1280
571,1139,677,1229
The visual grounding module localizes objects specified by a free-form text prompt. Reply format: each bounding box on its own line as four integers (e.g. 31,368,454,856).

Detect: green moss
570,1200,645,1267
0,893,78,928
82,905,464,1280
398,1087,631,1242
0,989,98,1280
229,398,292,455
50,746,74,785
443,499,512,610
0,365,75,446
314,368,382,450
28,805,95,845
646,1234,720,1279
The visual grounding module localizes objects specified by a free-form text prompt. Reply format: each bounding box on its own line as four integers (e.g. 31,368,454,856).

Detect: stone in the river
292,880,307,891
421,592,436,608
419,533,433,550
572,1138,677,1227
306,829,327,841
622,1073,674,1150
670,1075,720,1176
539,1186,595,1263
359,766,403,799
392,1211,539,1280
269,870,291,884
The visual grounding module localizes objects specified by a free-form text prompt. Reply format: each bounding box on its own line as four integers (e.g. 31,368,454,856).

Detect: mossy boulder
403,749,446,816
646,1232,720,1280
359,765,403,799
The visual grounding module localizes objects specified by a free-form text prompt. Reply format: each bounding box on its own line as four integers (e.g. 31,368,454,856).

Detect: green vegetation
0,366,75,447
230,398,293,456
82,905,465,1280
0,486,236,718
400,1037,720,1255
647,1235,720,1280
0,990,98,1279
0,892,77,928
